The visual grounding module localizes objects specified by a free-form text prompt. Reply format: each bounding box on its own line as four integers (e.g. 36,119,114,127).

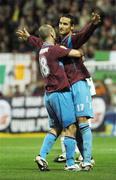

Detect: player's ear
50,28,56,40
50,31,54,38
50,32,54,40
71,25,74,31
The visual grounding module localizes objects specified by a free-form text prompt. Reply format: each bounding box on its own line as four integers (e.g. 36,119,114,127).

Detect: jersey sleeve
72,22,98,48
28,35,43,48
53,45,71,58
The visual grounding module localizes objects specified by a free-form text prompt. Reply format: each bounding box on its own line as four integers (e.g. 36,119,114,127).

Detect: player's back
39,44,70,92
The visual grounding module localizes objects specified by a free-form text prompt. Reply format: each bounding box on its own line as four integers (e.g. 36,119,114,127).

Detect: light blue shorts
44,90,76,129
70,80,94,118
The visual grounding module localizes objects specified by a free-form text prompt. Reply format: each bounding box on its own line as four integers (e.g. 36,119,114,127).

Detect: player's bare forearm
68,49,83,58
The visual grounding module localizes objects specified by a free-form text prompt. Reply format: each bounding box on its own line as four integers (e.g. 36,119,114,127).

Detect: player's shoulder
39,47,49,54
51,44,67,50
56,44,68,49
53,44,61,48
47,45,60,56
48,44,58,53
72,31,79,36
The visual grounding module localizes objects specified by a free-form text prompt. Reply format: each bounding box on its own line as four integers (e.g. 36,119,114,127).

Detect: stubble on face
59,17,72,36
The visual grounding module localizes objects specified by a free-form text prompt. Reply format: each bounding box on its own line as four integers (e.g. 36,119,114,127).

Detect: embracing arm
57,45,84,59
16,28,42,48
68,49,83,58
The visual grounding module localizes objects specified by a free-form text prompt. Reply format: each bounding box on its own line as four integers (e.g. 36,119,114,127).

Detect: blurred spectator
95,80,111,107
0,91,11,131
13,85,23,97
86,45,95,59
24,84,33,96
0,0,115,54
32,81,44,96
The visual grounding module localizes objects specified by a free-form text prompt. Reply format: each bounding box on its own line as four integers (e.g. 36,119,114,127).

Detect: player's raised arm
91,12,101,25
72,12,101,48
16,28,30,41
16,28,43,48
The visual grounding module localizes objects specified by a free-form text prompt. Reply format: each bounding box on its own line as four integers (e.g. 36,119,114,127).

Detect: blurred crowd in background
0,0,116,106
0,0,116,55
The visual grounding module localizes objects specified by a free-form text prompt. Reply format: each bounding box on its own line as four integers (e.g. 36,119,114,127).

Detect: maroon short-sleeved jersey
39,44,71,92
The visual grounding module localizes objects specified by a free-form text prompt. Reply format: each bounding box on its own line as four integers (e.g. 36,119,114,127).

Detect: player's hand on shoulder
60,45,68,49
78,48,84,56
91,12,101,25
16,28,30,41
78,49,85,61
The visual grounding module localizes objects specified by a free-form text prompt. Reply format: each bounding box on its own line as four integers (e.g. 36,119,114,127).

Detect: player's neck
61,31,72,39
45,37,55,45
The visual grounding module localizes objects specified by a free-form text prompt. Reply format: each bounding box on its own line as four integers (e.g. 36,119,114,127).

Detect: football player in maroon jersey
33,24,83,171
